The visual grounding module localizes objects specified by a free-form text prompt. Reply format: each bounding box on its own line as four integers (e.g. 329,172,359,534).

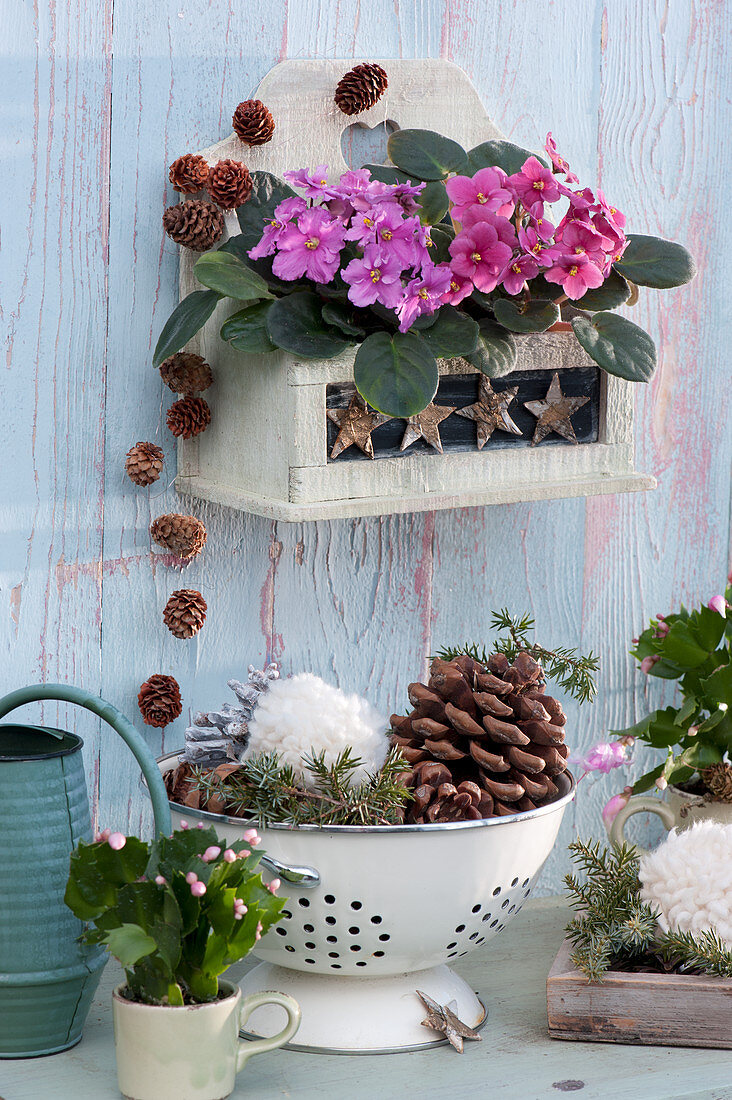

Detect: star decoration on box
327,393,392,459
454,376,522,449
399,402,456,454
523,372,590,446
416,989,483,1054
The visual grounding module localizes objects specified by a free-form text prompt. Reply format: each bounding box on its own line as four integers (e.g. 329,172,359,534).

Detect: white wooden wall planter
176,59,655,522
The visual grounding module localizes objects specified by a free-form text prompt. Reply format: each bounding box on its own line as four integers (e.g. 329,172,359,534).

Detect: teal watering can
0,683,172,1058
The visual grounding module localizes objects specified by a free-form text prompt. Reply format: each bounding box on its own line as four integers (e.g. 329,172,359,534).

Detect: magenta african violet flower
343,247,404,309
500,253,540,295
544,132,580,184
446,166,513,220
283,164,336,201
374,208,423,267
441,273,473,306
544,252,604,299
557,220,606,266
272,208,346,283
517,225,559,267
449,220,515,294
397,262,452,331
508,156,561,215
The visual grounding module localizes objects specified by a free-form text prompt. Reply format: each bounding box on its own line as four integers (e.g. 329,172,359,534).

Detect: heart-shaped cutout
341,120,398,170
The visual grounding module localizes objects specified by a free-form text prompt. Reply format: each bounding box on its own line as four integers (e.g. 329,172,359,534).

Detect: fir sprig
435,608,599,703
190,747,411,827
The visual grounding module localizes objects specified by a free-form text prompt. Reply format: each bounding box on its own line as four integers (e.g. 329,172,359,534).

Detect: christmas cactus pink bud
655,776,668,790
234,910,244,920
179,820,189,830
239,849,251,859
709,595,728,617
631,637,639,645
656,613,665,621
185,871,198,885
601,791,630,829
108,832,126,851
190,881,206,897
196,822,205,829
654,621,670,638
154,875,167,885
640,655,660,674
688,725,699,737
250,836,261,847
255,920,263,942
223,849,236,863
243,828,259,843
201,846,221,863
267,878,281,894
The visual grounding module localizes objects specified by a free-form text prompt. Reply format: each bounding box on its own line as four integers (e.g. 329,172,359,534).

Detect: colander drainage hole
328,951,339,958
455,924,466,933
447,941,458,950
523,888,531,899
276,928,287,937
305,959,315,965
282,909,292,919
351,901,363,910
502,899,510,909
492,887,501,897
350,945,361,952
325,916,336,925
482,914,492,923
378,934,390,942
356,961,367,967
303,923,314,933
508,904,516,914
469,932,479,941
331,964,342,969
326,935,338,943
324,895,336,904
447,952,457,959
285,945,295,953
490,919,498,928
370,915,383,924
305,942,316,949
298,898,310,908
471,904,481,914
522,877,530,888
348,927,360,935
511,877,519,887
373,950,385,957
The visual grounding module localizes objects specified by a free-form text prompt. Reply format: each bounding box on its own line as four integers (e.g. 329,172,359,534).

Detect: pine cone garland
701,763,732,802
334,63,388,115
232,100,275,146
391,651,570,823
159,352,213,395
125,441,164,487
207,159,253,209
138,674,182,728
150,513,207,560
167,396,211,439
163,200,224,251
163,589,207,639
168,153,210,194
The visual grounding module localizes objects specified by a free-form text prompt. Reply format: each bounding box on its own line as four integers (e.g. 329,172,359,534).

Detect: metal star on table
454,375,522,450
399,402,456,454
523,372,590,446
416,990,483,1054
327,393,392,459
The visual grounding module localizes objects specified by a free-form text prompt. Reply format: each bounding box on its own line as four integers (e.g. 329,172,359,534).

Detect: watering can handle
0,683,172,836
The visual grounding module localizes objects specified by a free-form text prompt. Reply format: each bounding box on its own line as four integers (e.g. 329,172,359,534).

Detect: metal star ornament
327,393,392,459
416,990,483,1054
523,372,590,446
399,402,456,453
454,376,522,449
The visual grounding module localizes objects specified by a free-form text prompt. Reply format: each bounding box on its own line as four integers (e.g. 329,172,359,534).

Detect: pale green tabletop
2,898,731,1100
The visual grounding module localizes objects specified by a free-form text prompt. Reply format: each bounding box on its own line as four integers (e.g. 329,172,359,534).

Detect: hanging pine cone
207,159,253,209
168,153,210,194
159,352,213,395
391,650,570,823
138,674,182,728
334,63,388,116
163,589,208,639
701,763,732,802
167,396,211,439
125,441,164,487
232,100,275,146
163,200,224,251
150,513,207,560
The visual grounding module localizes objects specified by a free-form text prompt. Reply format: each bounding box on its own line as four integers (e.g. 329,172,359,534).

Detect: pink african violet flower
185,871,198,884
446,166,513,220
508,156,561,215
382,180,425,215
248,197,309,260
272,208,346,283
345,209,380,246
397,263,452,332
343,247,404,310
374,208,422,268
641,655,660,674
190,881,206,897
709,595,728,617
223,849,236,863
108,832,126,851
581,741,630,775
267,878,281,894
562,185,596,212
557,220,606,266
595,189,626,229
201,846,221,863
544,252,604,299
544,132,580,184
517,225,560,267
500,253,540,295
449,220,515,294
283,164,335,201
154,875,167,886
602,790,631,829
528,213,556,243
441,273,473,306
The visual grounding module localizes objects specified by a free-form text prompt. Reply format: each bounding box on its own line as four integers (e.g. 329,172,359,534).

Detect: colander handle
259,853,320,888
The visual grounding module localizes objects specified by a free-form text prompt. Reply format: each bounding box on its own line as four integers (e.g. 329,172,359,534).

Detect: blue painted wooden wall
4,0,730,893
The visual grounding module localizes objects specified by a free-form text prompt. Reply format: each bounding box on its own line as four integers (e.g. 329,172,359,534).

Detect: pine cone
391,651,570,823
232,100,275,146
207,159,252,209
163,200,224,251
138,674,182,728
163,589,207,639
168,153,210,194
334,63,388,115
125,441,164,487
150,513,207,560
167,396,211,439
701,763,732,802
159,352,213,395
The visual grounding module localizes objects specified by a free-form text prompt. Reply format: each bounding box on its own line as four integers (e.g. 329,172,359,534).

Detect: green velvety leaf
615,234,697,289
152,290,221,369
571,312,657,382
387,129,469,181
221,302,277,353
236,171,296,250
467,140,549,175
493,297,560,333
362,164,449,225
419,306,479,358
354,331,438,417
575,269,631,311
266,292,351,359
465,318,517,377
425,224,454,264
194,251,272,301
106,924,157,968
701,663,732,707
321,302,366,338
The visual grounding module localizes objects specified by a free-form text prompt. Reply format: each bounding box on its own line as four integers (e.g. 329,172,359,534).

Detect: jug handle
0,683,172,836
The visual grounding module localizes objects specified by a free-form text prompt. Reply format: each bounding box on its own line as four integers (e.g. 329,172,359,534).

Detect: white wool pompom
639,821,732,947
242,673,389,788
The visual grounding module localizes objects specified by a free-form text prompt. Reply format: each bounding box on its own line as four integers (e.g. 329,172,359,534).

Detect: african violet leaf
321,301,366,338
266,291,352,359
575,269,631,311
387,129,469,181
615,234,697,289
236,171,296,250
493,298,560,333
465,318,517,377
194,251,272,301
152,290,221,369
468,139,549,176
221,302,277,353
354,331,438,418
362,163,449,225
571,312,657,382
418,306,479,358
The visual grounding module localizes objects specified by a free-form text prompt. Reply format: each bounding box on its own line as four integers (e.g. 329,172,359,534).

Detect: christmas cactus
155,128,695,418
65,824,284,1005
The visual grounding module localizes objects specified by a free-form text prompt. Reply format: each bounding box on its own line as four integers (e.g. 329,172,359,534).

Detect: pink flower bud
631,638,639,645
250,836,261,847
223,849,236,863
196,822,205,829
185,871,198,885
190,881,206,897
108,832,126,851
96,828,111,842
656,613,665,621
655,776,668,790
179,820,189,830
709,595,728,617
239,849,251,859
201,846,221,863
688,725,699,737
267,878,281,894
154,875,167,885
234,911,243,920
254,930,261,940
243,828,259,843
601,792,630,829
654,621,670,638
640,655,660,675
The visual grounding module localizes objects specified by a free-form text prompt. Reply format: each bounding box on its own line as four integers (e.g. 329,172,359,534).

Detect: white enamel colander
154,753,574,1053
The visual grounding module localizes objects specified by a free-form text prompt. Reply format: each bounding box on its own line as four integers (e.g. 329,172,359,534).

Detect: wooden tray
547,938,732,1049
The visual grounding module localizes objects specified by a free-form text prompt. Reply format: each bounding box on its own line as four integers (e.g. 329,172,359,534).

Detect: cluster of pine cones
391,651,570,823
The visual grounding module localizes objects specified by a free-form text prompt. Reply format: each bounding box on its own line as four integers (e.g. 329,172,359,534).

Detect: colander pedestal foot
238,962,486,1055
